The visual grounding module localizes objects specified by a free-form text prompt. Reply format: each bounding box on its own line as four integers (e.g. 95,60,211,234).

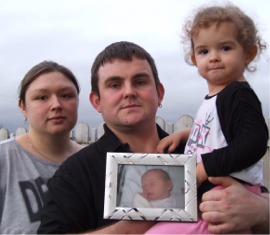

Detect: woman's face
20,71,79,135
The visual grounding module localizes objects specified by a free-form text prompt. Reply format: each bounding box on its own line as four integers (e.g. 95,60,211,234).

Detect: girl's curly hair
182,3,266,72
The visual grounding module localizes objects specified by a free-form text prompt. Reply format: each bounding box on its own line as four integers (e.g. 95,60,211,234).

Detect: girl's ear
191,54,197,66
245,45,257,65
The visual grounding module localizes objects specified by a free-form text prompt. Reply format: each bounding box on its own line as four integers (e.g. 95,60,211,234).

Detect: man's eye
136,80,146,86
109,83,121,89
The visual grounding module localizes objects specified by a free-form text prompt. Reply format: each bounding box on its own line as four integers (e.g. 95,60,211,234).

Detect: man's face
90,57,164,131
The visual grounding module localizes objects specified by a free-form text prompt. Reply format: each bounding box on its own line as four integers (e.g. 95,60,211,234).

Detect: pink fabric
146,219,209,234
145,184,261,234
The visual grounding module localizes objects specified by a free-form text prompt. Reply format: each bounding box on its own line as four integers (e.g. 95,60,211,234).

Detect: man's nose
123,83,136,98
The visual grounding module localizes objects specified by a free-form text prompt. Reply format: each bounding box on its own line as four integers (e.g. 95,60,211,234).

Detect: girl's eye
198,49,208,55
221,46,231,51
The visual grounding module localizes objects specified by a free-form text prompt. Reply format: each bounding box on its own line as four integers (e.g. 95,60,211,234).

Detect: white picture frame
104,152,197,222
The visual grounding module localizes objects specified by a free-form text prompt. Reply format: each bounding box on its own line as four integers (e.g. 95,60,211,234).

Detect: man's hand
200,176,269,234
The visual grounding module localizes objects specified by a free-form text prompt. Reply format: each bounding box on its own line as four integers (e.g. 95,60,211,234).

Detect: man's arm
200,177,269,234
84,221,156,234
251,193,269,234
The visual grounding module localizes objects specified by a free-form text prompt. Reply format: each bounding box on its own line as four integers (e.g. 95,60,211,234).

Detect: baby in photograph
132,168,182,208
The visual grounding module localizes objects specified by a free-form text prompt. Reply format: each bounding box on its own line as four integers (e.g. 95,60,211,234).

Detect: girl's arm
157,128,191,153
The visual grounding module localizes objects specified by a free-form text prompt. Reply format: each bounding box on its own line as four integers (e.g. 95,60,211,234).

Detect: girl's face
20,71,79,135
191,22,255,95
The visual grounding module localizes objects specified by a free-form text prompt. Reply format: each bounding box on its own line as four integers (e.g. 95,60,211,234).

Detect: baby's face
141,170,172,201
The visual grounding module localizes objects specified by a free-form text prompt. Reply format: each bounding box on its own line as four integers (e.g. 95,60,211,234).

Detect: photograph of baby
117,165,185,209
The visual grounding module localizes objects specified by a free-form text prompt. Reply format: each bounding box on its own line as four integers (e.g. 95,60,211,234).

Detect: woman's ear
18,99,27,119
89,92,101,113
245,45,257,65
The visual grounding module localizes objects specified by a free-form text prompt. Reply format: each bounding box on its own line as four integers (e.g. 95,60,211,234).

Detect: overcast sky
0,0,269,134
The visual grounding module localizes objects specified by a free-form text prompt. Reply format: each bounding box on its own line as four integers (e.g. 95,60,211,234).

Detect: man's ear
89,92,101,113
157,82,165,105
191,54,197,66
245,45,257,65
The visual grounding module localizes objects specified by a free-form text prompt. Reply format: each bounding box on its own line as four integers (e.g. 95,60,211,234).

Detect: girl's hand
157,128,191,153
196,162,207,187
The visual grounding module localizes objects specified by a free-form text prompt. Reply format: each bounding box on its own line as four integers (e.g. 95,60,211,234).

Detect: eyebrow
195,40,236,48
104,72,151,84
104,76,123,85
30,85,77,95
132,72,151,79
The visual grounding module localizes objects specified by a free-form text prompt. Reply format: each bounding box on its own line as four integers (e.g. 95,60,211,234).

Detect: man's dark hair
91,41,160,97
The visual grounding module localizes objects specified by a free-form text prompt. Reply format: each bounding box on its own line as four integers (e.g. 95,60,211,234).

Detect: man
38,41,269,234
38,41,177,233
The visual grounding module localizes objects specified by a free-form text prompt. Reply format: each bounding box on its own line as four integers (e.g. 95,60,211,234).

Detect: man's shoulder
52,142,106,181
67,141,102,163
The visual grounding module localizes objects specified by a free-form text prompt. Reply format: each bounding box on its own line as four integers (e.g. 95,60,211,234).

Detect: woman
0,61,83,234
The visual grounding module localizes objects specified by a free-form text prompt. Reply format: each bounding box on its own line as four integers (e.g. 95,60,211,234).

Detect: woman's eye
37,96,47,101
61,93,73,99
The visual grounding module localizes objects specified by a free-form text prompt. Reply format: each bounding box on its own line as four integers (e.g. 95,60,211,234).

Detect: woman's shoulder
70,140,85,154
0,138,23,165
0,137,16,149
60,142,99,169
